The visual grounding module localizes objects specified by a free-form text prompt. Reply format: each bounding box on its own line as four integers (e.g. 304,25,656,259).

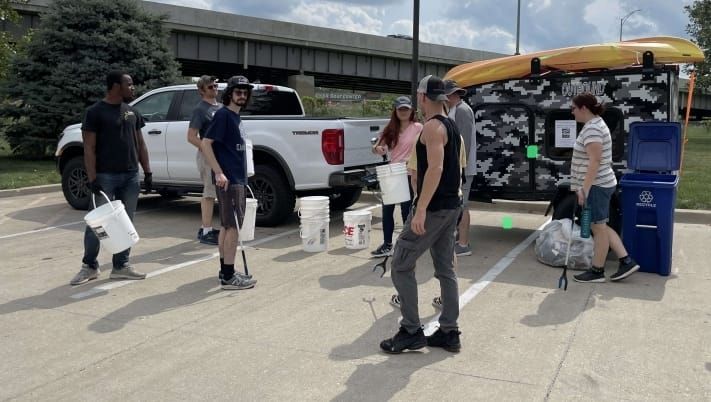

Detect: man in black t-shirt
380,75,462,354
70,71,153,286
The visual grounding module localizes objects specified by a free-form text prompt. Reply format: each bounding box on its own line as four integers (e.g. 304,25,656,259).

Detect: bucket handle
246,184,255,199
91,191,114,211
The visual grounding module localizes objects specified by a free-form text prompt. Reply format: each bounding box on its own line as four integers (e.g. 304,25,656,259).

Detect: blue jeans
82,172,140,269
587,185,615,224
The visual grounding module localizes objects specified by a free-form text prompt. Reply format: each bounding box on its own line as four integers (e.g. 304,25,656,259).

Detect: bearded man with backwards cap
380,75,463,354
201,76,258,290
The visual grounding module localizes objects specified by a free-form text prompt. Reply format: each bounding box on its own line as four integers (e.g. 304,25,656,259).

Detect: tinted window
132,91,174,122
177,90,201,121
242,90,302,116
544,107,624,161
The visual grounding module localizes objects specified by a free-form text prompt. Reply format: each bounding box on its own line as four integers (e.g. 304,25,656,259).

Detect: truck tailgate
342,119,389,167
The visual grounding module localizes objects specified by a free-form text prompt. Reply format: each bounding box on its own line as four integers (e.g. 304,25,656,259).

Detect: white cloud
284,1,383,35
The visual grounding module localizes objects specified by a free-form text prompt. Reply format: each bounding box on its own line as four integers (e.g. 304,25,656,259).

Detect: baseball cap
417,75,448,102
226,75,252,89
443,79,466,96
196,75,218,89
393,96,412,109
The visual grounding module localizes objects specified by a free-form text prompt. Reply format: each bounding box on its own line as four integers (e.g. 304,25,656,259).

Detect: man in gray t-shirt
187,75,223,245
444,79,475,257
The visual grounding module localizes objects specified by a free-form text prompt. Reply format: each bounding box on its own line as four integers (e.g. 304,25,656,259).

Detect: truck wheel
329,187,362,211
249,164,295,227
61,156,90,210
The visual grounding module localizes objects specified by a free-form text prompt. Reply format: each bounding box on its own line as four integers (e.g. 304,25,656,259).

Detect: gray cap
392,96,412,109
417,75,448,102
196,75,217,90
443,79,466,96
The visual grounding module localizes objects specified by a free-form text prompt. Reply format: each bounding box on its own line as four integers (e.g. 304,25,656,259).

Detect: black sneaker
610,258,640,281
380,327,426,354
199,229,219,245
573,268,605,283
371,243,393,258
426,328,461,352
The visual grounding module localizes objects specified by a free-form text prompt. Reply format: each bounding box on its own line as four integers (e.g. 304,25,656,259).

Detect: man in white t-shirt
444,79,475,256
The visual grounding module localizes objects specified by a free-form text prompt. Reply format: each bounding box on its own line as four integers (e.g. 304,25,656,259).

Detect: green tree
1,1,25,80
686,0,711,89
0,0,180,157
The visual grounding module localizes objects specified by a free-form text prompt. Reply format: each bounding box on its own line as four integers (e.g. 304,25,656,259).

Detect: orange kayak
445,36,705,88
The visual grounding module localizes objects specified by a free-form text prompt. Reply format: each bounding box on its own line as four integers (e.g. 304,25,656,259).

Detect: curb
0,184,61,198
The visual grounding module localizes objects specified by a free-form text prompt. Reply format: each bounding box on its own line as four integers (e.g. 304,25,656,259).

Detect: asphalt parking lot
0,190,709,401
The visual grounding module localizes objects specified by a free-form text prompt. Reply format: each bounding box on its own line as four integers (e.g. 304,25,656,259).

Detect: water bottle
580,203,592,238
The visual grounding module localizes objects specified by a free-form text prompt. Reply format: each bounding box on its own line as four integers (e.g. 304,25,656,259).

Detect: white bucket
84,192,139,254
343,210,371,249
299,196,330,209
300,217,329,252
240,198,258,241
376,162,410,205
246,139,255,177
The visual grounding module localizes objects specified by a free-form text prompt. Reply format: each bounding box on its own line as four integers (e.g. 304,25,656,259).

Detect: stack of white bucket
299,196,330,252
376,162,411,205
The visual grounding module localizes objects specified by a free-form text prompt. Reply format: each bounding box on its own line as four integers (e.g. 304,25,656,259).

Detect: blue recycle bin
620,174,678,276
619,122,681,276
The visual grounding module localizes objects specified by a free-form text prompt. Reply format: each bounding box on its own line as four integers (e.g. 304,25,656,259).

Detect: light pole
515,0,521,55
619,9,641,41
411,0,420,109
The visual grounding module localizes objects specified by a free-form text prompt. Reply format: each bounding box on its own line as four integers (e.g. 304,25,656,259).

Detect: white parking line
71,228,301,299
422,219,550,336
0,207,163,240
70,203,383,300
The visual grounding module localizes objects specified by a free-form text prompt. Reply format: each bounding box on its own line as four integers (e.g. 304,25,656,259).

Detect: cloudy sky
152,0,697,55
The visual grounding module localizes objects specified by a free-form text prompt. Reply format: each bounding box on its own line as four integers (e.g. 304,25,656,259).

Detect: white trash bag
535,219,594,270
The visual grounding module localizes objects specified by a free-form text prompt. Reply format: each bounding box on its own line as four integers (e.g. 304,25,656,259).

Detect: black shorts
216,184,246,229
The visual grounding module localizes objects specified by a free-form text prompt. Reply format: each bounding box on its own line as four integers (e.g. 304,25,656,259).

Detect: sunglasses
233,89,249,97
206,84,218,90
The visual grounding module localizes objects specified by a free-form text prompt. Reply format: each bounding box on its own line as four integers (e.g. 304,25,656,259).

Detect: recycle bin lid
627,122,681,172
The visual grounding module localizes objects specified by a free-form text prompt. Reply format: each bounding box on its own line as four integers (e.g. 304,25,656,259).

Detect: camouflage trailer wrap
464,66,678,202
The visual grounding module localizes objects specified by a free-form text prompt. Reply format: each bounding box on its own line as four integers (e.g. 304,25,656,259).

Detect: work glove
88,180,103,196
143,172,153,193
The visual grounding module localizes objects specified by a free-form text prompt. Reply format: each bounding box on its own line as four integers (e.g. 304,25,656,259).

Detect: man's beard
235,98,247,107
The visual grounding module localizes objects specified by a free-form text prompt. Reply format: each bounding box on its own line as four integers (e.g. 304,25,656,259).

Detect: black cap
417,75,448,102
443,79,466,96
226,75,252,89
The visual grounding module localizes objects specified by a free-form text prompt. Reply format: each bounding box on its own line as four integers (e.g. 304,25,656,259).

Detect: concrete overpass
4,0,504,95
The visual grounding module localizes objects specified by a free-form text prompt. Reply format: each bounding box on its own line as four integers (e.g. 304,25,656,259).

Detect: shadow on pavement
0,244,215,317
87,277,221,333
329,307,452,402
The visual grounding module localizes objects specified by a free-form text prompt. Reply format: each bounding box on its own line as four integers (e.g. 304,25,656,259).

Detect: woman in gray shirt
570,93,640,283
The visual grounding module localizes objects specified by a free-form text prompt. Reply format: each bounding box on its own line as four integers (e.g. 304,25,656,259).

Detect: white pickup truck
56,83,388,226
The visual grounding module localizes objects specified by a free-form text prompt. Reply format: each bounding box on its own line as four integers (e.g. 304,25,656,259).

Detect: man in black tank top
380,76,463,354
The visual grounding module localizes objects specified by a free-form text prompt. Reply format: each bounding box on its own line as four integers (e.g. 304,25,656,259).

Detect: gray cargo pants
391,206,461,334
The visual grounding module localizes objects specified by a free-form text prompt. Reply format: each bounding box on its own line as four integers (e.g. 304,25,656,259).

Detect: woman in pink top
371,96,422,257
